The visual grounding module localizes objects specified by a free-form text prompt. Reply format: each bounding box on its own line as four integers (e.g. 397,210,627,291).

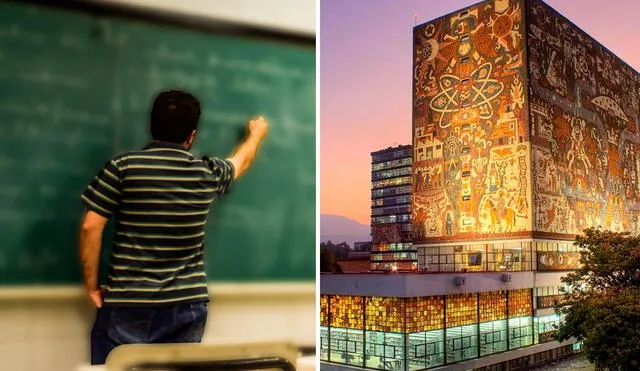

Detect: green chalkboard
0,1,316,284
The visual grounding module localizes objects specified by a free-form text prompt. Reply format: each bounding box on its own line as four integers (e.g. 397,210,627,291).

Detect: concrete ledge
0,282,315,301
321,272,535,297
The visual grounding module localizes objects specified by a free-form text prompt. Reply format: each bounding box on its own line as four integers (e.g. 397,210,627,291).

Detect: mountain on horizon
321,214,370,248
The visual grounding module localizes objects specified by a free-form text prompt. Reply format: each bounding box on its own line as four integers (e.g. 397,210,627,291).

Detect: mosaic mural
412,0,531,242
413,0,640,242
527,0,640,235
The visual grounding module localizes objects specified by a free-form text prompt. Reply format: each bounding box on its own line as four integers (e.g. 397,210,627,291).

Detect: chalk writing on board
146,66,218,90
0,156,15,167
0,101,109,127
145,44,198,64
0,185,21,197
231,76,271,95
222,59,304,80
22,71,86,88
59,35,87,50
0,24,45,44
99,20,127,47
207,54,222,68
208,110,249,127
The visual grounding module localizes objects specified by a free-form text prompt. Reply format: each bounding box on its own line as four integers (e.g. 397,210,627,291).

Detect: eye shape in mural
430,63,504,128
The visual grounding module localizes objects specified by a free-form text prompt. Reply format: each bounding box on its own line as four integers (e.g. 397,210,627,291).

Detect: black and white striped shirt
81,141,234,306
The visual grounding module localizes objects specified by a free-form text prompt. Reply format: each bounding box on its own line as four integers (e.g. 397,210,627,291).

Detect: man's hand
88,289,103,308
228,116,269,179
247,116,269,140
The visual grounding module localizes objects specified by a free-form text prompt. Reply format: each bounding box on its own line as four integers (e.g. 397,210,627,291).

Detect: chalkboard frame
2,0,315,48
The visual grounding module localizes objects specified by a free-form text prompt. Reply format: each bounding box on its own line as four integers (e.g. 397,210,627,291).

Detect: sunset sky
320,0,640,226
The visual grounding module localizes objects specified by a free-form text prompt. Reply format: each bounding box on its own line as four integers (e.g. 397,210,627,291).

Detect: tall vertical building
321,0,638,370
370,145,416,271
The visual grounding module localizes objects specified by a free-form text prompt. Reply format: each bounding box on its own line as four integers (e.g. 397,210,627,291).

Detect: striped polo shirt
81,141,235,306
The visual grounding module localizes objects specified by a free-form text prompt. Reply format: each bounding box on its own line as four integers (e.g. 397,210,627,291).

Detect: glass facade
417,242,533,272
321,290,535,370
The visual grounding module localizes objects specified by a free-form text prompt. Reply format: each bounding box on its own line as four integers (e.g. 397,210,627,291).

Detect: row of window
321,290,533,332
371,242,414,252
321,316,537,370
372,166,412,181
372,157,412,171
417,244,534,272
370,261,418,272
371,185,411,198
372,214,410,224
371,148,412,163
372,194,411,207
372,176,411,189
371,204,411,216
370,252,418,262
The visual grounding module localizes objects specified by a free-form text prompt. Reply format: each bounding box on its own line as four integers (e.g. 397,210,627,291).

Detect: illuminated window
446,293,478,328
479,319,507,356
406,296,445,332
479,291,507,323
329,295,363,329
366,297,405,333
508,316,533,349
320,326,329,361
320,295,329,326
509,289,532,319
407,330,445,369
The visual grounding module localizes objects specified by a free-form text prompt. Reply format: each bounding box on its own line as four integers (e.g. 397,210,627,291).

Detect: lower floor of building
320,288,569,371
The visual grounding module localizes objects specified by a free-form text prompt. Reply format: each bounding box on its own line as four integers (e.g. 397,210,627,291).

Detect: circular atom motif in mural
429,63,504,128
492,14,513,38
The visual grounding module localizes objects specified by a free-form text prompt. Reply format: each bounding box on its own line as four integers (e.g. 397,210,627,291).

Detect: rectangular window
461,78,470,85
462,195,471,201
462,147,471,154
462,124,471,131
461,34,470,42
460,56,470,64
462,170,471,177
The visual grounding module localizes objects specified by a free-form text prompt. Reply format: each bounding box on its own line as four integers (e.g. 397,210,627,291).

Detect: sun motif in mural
430,62,504,128
487,3,521,52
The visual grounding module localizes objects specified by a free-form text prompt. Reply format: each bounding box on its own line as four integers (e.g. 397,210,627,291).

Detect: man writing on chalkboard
78,90,268,365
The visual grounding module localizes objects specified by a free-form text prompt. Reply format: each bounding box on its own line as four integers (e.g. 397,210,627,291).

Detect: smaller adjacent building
370,145,416,272
337,252,371,273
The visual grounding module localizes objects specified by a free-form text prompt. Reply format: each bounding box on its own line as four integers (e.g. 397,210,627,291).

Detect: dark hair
150,90,201,143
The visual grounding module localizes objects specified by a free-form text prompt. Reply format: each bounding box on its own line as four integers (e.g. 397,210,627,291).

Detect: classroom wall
0,284,315,371
1,2,316,370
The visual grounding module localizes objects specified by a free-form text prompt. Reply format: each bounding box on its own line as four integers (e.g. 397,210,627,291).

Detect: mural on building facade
527,0,640,235
412,0,531,242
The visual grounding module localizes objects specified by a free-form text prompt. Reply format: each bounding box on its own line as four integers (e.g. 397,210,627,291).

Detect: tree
320,247,342,273
554,228,640,370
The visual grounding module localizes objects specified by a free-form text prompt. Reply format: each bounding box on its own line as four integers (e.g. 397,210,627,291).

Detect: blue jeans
90,302,208,365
